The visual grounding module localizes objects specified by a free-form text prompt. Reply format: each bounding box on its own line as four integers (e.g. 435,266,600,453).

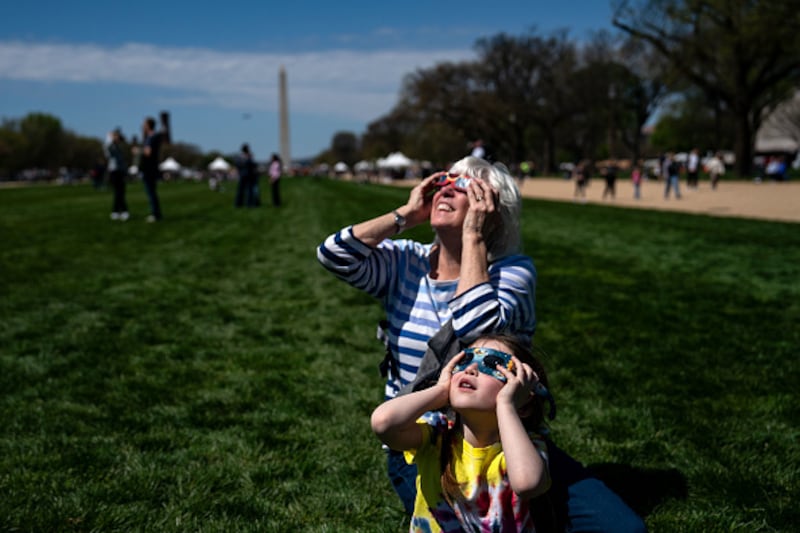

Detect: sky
0,1,617,160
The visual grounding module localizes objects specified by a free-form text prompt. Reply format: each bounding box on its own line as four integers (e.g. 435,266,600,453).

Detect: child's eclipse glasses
453,347,515,382
434,173,473,191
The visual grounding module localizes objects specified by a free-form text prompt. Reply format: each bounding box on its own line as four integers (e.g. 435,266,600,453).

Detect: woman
317,156,644,532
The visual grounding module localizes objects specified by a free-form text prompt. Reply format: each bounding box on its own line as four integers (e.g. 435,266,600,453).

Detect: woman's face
429,179,474,231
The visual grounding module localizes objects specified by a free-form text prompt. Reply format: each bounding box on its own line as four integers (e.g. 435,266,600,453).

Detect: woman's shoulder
490,253,535,270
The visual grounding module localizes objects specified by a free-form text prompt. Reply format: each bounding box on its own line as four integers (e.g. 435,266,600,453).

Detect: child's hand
496,356,539,409
436,351,465,397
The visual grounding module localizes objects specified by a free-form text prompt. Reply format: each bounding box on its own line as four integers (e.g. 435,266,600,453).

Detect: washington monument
279,66,291,168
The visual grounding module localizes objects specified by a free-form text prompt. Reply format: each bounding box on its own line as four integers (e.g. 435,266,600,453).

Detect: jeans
142,173,162,219
387,441,647,532
110,170,128,213
664,175,681,199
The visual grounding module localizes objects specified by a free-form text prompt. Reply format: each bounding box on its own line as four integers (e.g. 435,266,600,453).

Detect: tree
649,89,735,152
330,131,359,166
613,0,800,176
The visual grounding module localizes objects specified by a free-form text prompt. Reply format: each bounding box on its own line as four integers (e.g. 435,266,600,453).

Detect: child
371,334,552,532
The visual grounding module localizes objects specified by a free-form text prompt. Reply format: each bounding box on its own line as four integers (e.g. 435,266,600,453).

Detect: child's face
449,339,513,411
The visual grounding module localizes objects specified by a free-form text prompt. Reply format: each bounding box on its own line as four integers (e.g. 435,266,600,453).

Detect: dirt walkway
517,177,798,223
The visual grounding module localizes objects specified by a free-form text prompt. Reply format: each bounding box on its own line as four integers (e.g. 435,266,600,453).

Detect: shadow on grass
588,462,688,516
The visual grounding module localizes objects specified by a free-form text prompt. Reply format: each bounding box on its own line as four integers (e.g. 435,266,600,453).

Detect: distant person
234,143,259,208
105,128,129,221
631,164,643,199
470,139,486,159
470,139,495,162
602,160,618,200
687,148,700,188
663,152,682,200
704,152,725,190
269,153,282,207
371,334,552,532
90,158,106,190
765,156,787,181
573,160,589,202
140,114,170,222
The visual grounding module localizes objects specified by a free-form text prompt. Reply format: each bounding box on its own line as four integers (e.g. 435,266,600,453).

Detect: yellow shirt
405,420,548,533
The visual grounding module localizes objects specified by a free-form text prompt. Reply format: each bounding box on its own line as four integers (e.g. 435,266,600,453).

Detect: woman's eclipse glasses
434,173,473,191
453,347,514,382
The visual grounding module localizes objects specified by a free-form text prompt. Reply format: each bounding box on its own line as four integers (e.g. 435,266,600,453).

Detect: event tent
159,157,181,172
377,152,413,168
208,156,231,171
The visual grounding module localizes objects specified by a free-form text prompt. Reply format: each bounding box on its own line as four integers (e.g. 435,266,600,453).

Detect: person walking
663,152,682,200
687,148,700,188
105,128,129,221
631,164,643,199
234,143,259,208
602,160,618,200
139,115,169,222
269,153,282,207
705,152,726,190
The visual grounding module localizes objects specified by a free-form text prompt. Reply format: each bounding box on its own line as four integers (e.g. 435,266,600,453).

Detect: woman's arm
352,174,440,247
449,255,537,342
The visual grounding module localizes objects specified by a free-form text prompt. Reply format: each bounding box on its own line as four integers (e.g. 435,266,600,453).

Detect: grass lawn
1,177,798,532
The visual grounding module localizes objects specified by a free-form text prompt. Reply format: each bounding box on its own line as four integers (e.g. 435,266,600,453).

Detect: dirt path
516,177,798,223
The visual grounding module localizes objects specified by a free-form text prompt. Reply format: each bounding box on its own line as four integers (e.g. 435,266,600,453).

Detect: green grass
1,178,798,532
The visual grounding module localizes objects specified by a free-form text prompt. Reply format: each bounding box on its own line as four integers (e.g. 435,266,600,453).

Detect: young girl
371,334,552,532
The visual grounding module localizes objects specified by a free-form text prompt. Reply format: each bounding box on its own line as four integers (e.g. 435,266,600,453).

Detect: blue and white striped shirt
317,226,536,401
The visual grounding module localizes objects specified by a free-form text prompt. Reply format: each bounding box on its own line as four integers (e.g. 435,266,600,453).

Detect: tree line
324,0,800,178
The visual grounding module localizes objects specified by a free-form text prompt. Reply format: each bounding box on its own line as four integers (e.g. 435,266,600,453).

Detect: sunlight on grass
1,179,798,531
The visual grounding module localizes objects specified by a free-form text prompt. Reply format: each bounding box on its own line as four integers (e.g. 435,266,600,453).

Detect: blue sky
0,1,616,160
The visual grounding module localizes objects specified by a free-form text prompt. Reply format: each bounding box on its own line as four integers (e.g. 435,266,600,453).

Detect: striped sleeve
316,226,401,299
448,254,537,342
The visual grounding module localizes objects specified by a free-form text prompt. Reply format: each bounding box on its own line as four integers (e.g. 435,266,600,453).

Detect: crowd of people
103,114,284,221
566,149,736,203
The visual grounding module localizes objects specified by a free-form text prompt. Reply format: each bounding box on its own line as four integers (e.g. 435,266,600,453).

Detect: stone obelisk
278,66,291,170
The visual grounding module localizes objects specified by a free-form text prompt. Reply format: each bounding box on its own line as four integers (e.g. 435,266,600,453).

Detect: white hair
446,156,522,261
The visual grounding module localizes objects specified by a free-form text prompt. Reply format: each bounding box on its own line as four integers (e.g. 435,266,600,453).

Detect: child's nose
465,363,479,375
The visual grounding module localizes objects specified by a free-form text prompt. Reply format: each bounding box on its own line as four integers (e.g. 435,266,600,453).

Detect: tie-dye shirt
405,420,549,533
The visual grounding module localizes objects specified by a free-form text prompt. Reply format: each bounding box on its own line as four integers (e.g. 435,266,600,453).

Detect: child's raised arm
370,353,463,451
496,357,550,500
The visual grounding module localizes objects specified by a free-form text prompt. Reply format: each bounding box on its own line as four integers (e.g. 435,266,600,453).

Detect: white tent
208,156,231,171
354,160,374,172
334,161,349,172
378,152,413,168
159,157,181,172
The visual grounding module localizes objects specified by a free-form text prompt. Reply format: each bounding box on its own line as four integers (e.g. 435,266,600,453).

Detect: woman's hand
462,178,497,239
402,173,442,228
496,356,539,410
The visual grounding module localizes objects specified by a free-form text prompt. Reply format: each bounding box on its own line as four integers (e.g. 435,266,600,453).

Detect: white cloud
0,41,474,121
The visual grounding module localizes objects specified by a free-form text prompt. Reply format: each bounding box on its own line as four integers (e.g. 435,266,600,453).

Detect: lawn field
1,178,798,532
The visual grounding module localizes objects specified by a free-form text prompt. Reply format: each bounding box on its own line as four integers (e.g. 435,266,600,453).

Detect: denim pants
142,173,162,219
387,441,647,532
664,175,681,199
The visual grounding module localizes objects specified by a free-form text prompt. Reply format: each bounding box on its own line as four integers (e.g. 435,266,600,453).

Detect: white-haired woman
317,155,644,532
